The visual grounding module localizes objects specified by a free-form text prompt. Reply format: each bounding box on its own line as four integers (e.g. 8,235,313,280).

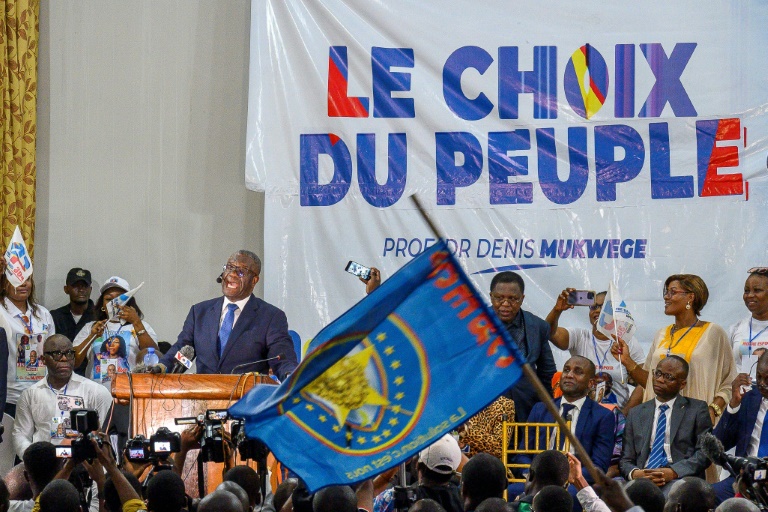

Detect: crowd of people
0,250,766,512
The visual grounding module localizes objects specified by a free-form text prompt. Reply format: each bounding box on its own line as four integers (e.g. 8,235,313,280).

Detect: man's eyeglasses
652,369,677,382
490,294,523,306
44,350,76,361
222,264,253,278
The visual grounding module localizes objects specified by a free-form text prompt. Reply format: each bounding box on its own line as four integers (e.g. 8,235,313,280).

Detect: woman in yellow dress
622,274,736,424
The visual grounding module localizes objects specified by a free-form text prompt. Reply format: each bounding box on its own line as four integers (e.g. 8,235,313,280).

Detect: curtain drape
0,0,38,254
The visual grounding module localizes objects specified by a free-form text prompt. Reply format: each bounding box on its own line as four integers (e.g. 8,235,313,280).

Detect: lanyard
748,318,768,356
592,335,612,373
49,382,69,398
16,313,33,334
666,320,698,357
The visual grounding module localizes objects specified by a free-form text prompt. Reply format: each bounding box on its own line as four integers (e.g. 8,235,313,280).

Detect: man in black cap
50,268,95,376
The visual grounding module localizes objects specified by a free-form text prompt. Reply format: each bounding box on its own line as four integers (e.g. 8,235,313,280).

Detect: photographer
91,431,188,512
373,435,462,512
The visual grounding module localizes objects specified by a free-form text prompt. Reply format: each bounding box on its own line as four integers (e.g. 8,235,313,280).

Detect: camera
150,427,181,458
124,435,151,463
174,409,231,464
230,419,269,461
200,409,229,463
68,409,102,462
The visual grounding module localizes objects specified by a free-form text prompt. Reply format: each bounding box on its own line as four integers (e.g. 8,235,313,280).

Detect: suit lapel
639,401,655,463
220,295,259,362
575,399,591,440
745,390,762,448
208,298,225,362
669,396,687,444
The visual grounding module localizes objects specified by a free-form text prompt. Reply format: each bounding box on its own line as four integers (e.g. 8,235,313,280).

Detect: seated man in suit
712,350,768,504
160,250,298,379
620,355,712,496
510,356,614,507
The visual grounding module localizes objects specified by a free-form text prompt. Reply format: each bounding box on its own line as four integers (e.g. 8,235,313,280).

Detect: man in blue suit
491,271,556,423
160,250,298,379
712,351,768,504
514,356,615,480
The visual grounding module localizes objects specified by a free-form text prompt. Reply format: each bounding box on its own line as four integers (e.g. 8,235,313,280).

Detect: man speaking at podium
159,250,298,380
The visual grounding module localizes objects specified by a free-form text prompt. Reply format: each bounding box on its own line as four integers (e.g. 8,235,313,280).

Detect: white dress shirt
12,373,114,459
550,395,588,452
648,396,677,465
727,397,768,457
220,296,251,329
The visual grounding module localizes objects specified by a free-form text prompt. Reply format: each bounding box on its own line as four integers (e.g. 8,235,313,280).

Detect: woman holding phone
546,288,645,408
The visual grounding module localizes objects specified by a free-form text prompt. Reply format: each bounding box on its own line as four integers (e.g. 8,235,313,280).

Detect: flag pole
409,195,602,484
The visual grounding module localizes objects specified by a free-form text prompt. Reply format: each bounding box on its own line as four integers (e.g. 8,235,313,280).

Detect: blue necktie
219,303,238,356
647,404,669,468
555,403,576,450
758,410,768,457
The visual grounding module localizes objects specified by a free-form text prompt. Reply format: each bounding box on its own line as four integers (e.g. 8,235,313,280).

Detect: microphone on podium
171,346,196,374
230,354,283,374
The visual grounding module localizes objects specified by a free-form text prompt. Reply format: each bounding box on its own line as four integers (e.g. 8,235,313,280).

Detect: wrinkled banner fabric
245,1,768,358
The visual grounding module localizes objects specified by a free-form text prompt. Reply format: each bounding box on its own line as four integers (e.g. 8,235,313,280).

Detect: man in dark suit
514,356,615,480
711,351,768,503
160,250,298,379
620,355,711,496
491,271,556,422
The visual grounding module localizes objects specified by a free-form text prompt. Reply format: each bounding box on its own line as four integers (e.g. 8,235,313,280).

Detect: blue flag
229,241,525,491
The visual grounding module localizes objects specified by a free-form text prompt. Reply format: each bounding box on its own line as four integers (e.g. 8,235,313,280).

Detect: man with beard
50,269,95,376
513,356,614,483
159,250,298,379
12,334,112,459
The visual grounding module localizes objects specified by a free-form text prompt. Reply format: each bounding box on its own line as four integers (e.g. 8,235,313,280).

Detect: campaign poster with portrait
92,330,130,385
16,332,46,382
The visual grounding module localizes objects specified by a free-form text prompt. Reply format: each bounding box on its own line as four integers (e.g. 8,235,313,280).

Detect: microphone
131,362,148,374
171,346,196,374
216,272,224,284
230,354,283,374
701,432,761,476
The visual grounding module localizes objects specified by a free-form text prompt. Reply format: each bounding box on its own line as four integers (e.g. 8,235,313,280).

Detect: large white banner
246,1,768,357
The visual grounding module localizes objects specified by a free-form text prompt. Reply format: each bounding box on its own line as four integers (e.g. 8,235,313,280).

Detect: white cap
418,434,462,474
100,276,130,294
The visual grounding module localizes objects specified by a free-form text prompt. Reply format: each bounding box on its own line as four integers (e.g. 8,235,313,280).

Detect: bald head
4,463,31,500
217,482,250,512
198,490,244,512
715,498,761,512
43,334,72,352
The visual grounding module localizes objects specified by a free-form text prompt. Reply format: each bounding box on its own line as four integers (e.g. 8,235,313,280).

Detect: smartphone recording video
345,261,371,281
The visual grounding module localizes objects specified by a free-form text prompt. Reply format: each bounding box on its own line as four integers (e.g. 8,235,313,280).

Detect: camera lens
587,292,594,299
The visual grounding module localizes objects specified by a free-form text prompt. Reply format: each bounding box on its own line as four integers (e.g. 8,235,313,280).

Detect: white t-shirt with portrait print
730,315,768,378
72,319,158,387
0,298,55,405
564,327,645,408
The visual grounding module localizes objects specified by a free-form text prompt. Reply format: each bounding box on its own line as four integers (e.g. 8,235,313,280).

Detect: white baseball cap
100,276,130,294
418,434,462,474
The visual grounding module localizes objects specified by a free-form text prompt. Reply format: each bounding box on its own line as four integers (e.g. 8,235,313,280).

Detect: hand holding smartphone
345,261,372,281
567,290,596,307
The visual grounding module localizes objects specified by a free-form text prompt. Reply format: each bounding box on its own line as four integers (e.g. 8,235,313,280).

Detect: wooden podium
112,373,274,496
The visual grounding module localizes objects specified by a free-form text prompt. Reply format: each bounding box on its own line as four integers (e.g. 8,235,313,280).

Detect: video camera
230,419,269,462
175,409,231,463
125,427,181,464
60,409,102,462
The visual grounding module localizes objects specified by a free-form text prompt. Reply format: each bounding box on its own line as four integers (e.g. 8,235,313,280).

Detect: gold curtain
0,0,38,254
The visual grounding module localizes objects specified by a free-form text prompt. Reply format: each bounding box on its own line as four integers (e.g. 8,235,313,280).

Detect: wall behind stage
33,0,265,343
